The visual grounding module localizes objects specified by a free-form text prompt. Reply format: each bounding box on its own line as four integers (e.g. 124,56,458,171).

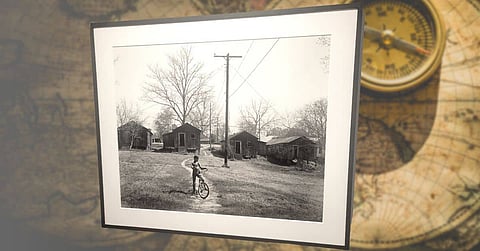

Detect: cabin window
247,141,253,147
191,134,196,138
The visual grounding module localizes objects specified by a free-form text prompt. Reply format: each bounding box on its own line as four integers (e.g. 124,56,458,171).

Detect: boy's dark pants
192,170,197,194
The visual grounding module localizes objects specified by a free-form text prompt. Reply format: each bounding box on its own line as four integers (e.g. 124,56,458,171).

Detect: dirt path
200,145,213,157
181,158,221,213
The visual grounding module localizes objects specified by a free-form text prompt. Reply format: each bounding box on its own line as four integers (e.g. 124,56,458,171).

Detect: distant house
200,135,210,144
162,123,201,152
266,136,318,164
117,121,153,150
222,131,259,159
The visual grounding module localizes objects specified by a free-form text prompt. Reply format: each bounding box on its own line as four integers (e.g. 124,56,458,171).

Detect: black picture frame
91,3,363,249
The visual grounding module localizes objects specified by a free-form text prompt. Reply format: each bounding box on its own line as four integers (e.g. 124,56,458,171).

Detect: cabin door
293,145,299,159
178,133,186,151
235,141,241,154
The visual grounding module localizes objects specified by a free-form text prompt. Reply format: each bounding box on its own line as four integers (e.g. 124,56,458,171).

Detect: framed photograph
91,3,363,249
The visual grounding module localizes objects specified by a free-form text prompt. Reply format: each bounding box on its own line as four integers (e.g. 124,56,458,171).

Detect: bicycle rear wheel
198,181,209,199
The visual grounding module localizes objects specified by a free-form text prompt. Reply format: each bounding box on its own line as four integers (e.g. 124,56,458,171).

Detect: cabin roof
172,123,201,133
118,121,153,134
259,135,277,143
230,130,257,140
266,136,314,146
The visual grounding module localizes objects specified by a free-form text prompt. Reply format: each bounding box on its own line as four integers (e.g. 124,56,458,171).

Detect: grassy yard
120,151,194,211
119,151,324,222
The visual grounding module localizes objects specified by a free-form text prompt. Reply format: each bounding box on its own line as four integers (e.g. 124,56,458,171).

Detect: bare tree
188,98,218,136
285,127,309,137
116,99,146,149
116,98,142,127
238,119,257,136
153,108,175,138
144,47,212,125
296,99,328,146
238,99,276,138
267,112,298,137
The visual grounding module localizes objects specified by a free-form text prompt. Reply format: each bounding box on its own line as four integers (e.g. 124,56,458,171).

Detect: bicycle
197,168,209,199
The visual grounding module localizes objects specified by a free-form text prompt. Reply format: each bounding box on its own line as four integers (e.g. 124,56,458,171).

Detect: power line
231,66,287,121
231,66,267,102
215,40,254,112
229,38,279,97
230,40,254,83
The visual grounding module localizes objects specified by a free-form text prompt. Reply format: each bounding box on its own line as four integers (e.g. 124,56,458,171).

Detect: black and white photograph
114,35,330,222
92,4,362,248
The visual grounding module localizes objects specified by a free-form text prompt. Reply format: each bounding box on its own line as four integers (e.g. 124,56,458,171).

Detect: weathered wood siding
229,131,259,158
162,123,201,152
162,132,175,149
117,121,153,150
266,136,317,163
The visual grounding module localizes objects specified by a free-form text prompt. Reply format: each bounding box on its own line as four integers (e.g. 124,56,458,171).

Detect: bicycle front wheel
198,181,209,199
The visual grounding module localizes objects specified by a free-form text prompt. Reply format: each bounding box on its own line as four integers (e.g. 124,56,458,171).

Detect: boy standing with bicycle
191,155,206,195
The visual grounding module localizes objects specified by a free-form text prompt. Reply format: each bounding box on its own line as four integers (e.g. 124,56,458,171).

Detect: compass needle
392,36,431,56
364,26,382,40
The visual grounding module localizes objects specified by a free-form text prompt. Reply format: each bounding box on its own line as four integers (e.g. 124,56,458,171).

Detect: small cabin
221,131,259,159
162,123,201,152
266,136,318,164
117,121,153,150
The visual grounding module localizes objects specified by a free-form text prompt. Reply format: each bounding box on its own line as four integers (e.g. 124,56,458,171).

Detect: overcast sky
114,35,330,132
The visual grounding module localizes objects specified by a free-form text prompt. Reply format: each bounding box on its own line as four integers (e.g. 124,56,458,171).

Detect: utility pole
215,53,241,168
216,115,219,143
209,102,212,150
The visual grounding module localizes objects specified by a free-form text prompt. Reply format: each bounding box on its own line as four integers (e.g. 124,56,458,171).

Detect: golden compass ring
361,0,446,93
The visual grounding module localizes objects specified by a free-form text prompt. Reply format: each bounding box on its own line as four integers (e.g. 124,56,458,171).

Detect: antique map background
0,0,479,250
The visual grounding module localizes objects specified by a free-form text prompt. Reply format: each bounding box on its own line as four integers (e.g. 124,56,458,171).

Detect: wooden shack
117,121,153,150
266,136,318,164
162,123,201,152
230,131,259,158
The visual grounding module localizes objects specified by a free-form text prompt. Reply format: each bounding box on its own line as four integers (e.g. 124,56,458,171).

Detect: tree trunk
129,134,135,150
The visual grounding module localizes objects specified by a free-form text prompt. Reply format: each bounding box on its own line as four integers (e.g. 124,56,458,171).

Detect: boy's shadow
167,189,191,195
